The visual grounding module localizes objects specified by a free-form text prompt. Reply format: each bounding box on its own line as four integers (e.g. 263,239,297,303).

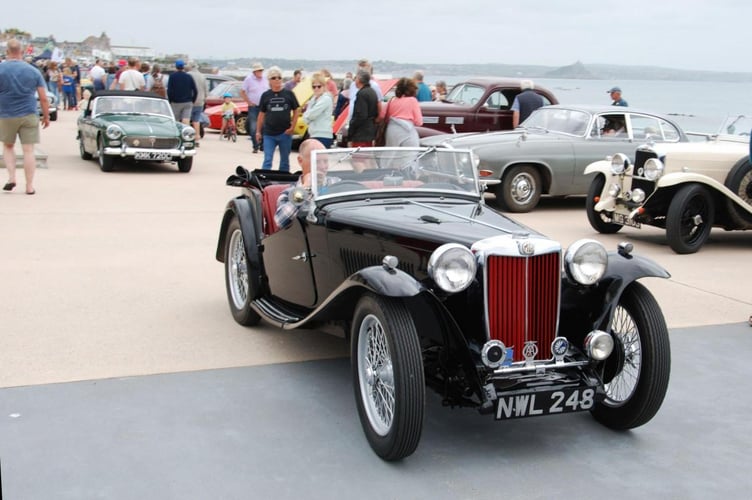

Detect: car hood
420,128,568,150
323,198,543,246
103,115,182,137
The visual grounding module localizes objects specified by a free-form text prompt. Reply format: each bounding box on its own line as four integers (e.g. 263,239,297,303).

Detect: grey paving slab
2,322,751,500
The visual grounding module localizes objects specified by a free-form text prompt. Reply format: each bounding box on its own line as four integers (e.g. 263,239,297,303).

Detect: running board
252,297,305,326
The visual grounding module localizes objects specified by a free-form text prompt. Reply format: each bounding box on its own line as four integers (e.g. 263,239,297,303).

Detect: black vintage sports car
216,147,671,461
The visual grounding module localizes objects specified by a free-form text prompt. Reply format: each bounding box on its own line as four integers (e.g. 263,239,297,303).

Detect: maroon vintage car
417,78,558,138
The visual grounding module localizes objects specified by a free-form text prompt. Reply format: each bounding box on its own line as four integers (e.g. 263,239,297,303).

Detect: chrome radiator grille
486,253,560,361
124,137,180,149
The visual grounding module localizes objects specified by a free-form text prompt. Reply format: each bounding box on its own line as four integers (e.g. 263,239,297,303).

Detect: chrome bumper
103,146,197,158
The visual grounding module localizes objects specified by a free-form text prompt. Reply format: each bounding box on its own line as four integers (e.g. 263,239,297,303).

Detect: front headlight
565,239,607,285
106,125,123,140
610,153,629,175
181,127,196,141
642,158,664,181
428,243,477,293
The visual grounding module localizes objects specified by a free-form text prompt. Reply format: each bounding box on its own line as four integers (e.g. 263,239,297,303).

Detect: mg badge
551,337,569,362
517,240,535,256
133,139,140,147
522,341,538,366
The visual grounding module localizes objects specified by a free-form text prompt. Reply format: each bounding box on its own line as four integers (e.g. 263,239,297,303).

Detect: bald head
6,39,22,57
297,139,327,181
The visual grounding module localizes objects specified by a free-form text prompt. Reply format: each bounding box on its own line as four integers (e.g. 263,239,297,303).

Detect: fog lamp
631,188,646,203
584,330,614,360
608,183,621,197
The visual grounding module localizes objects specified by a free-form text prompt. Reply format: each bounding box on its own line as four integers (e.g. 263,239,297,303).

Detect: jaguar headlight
642,158,664,181
565,239,607,285
428,243,476,293
181,127,196,141
610,153,629,175
106,125,123,140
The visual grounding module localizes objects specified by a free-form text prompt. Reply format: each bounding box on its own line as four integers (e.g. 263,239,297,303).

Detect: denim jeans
247,106,260,150
262,132,293,172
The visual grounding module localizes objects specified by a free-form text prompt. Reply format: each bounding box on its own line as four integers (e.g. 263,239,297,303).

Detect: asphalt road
1,111,750,499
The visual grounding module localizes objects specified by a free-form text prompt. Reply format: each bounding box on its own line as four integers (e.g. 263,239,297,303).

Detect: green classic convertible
77,90,197,173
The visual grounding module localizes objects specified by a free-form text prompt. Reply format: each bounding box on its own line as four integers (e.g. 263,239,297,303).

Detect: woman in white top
302,72,334,149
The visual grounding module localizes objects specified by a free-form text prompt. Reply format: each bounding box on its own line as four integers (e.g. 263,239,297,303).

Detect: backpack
151,75,166,97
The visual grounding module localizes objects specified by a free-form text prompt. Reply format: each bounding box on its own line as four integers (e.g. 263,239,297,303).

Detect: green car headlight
565,239,607,286
106,125,123,140
428,243,477,293
181,127,196,141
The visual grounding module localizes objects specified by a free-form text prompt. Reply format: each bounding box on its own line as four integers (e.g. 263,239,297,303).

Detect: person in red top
383,77,423,147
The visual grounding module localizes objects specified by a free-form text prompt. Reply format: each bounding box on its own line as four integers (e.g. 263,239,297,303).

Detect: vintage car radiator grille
486,253,560,361
634,148,658,172
124,137,180,149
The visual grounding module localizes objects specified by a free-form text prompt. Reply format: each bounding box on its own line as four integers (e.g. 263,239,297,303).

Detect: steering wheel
323,181,367,194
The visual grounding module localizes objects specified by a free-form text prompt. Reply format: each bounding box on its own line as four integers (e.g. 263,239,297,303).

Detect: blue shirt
416,82,432,102
0,60,46,118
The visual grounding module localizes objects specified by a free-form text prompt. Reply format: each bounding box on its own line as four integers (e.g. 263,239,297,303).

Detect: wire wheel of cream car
586,175,622,234
351,294,424,461
724,159,752,226
591,282,670,429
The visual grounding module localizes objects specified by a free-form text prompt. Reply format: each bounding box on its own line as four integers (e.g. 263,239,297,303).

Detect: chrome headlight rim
610,153,629,175
106,124,123,140
427,243,477,293
642,158,664,181
565,239,608,286
181,126,196,141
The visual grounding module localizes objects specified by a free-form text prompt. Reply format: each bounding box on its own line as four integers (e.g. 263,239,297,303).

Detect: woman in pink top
384,77,423,147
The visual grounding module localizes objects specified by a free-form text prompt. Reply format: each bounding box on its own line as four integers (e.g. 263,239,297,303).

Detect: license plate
134,151,172,161
495,387,595,420
612,212,641,228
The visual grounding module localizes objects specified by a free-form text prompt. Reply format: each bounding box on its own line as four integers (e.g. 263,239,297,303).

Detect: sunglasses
312,85,322,89
269,76,282,80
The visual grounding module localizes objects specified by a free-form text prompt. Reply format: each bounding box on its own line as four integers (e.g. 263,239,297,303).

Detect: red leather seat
262,183,293,234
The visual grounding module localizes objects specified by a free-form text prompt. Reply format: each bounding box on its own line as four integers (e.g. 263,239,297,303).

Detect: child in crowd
220,93,238,137
61,67,77,110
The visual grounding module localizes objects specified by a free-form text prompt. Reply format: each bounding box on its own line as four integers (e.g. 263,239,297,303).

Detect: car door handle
291,252,315,262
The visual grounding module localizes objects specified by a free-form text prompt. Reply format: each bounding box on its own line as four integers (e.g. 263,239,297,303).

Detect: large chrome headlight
642,158,664,181
181,127,196,141
428,243,477,293
565,239,607,285
106,124,123,140
610,153,629,175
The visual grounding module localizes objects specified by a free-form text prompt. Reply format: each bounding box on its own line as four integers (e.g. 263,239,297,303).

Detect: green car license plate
134,151,172,161
612,212,641,228
495,387,595,420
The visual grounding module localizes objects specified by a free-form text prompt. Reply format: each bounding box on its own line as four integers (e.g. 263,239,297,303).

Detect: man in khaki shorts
0,38,50,195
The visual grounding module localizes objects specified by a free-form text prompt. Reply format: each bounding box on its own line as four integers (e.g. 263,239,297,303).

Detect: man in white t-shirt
117,58,145,91
89,59,106,91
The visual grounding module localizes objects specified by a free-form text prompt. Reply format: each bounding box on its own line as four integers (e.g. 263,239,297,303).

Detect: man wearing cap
608,86,628,107
167,59,198,125
241,62,269,153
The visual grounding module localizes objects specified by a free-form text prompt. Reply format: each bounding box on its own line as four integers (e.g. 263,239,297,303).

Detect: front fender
584,159,612,177
561,251,670,338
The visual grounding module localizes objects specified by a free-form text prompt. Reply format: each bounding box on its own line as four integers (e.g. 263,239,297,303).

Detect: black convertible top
91,90,166,100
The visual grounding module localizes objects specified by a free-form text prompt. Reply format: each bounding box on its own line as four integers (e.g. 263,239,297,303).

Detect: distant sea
425,75,752,134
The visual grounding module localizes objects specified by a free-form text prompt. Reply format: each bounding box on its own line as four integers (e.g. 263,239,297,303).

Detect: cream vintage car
584,119,752,254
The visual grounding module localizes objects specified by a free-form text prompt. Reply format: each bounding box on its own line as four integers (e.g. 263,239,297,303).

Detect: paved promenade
1,111,750,498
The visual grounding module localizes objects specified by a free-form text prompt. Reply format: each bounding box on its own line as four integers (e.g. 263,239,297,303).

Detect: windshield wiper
336,147,361,164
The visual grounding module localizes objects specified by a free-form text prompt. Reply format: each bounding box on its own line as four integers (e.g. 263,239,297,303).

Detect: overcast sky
7,0,752,73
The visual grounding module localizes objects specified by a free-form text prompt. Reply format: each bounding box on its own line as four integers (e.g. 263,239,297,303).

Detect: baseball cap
118,59,127,67
175,59,185,69
607,86,622,93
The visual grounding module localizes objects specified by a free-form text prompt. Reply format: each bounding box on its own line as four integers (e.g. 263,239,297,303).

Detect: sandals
3,182,16,191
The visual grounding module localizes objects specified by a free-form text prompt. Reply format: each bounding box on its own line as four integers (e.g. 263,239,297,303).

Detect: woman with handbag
384,77,423,147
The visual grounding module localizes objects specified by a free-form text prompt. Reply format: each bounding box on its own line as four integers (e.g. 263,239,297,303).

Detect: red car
204,81,244,108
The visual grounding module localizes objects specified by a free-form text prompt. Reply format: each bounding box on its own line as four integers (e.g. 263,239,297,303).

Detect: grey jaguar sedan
420,105,688,212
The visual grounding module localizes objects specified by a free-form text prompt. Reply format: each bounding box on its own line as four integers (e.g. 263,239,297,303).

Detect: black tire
236,113,248,135
591,281,670,430
586,174,622,234
79,137,92,160
666,184,714,254
351,294,424,461
724,159,752,226
224,217,261,326
98,135,114,172
495,165,542,213
177,157,193,173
